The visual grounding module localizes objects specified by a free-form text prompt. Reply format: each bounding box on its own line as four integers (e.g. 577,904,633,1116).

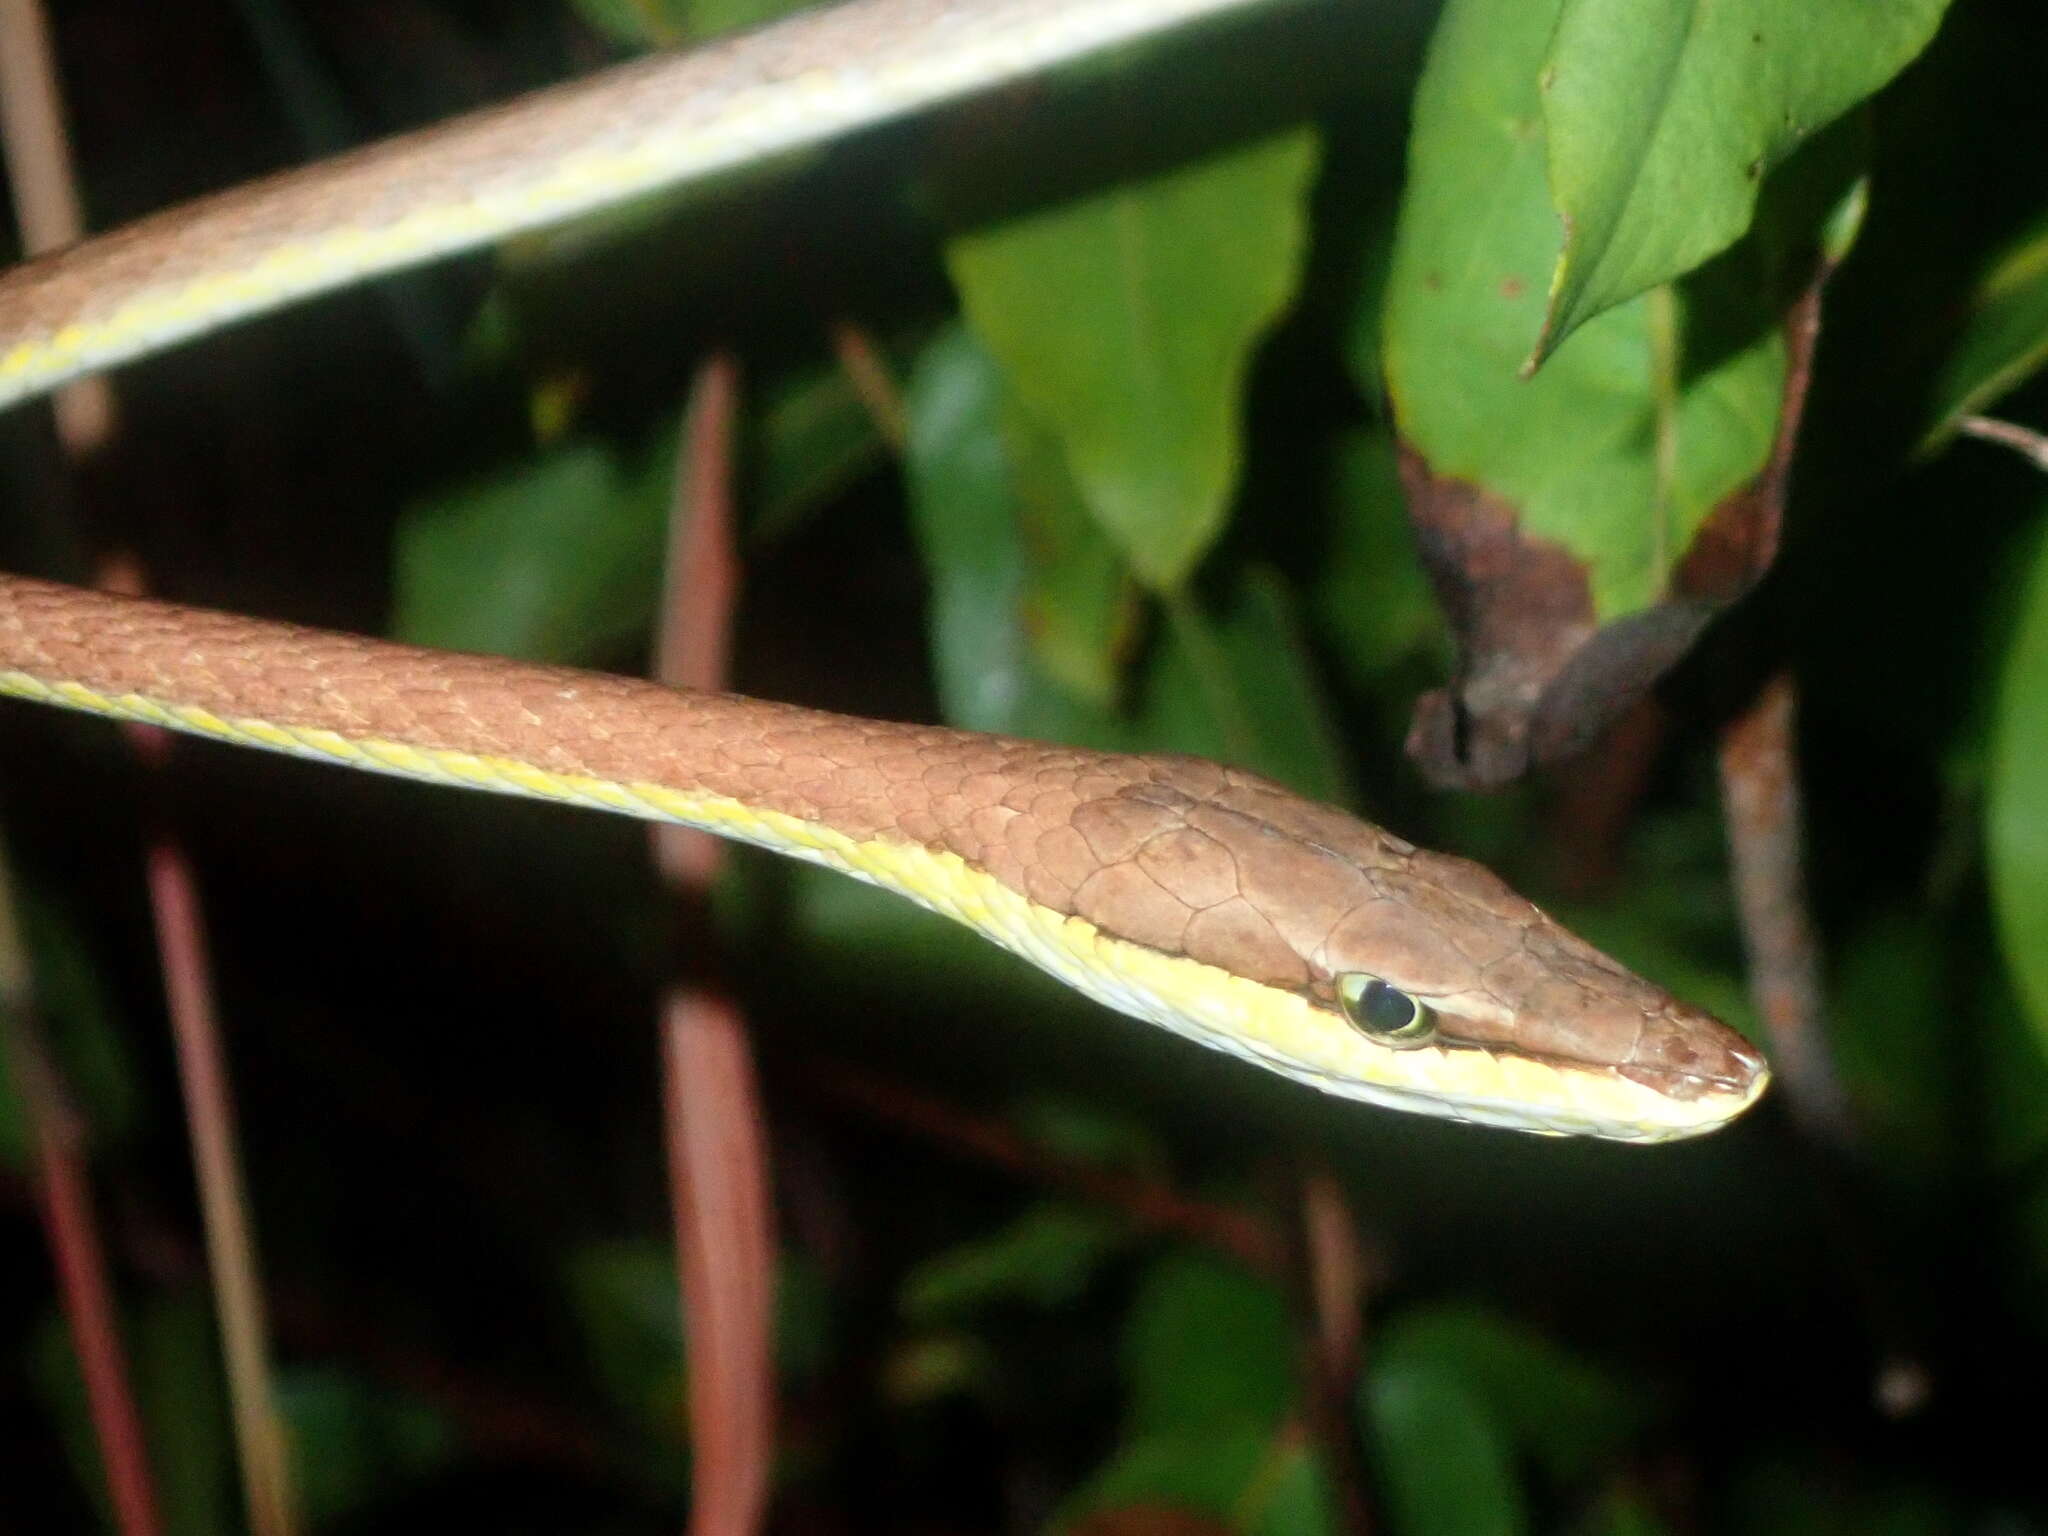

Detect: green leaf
900,1202,1124,1322
1059,1422,1332,1536
1981,968,2048,1174
277,1368,454,1523
1575,1491,1672,1536
1382,0,1790,620
1373,1306,1645,1485
749,356,888,545
1311,430,1448,692
1988,519,2048,1053
562,1239,687,1448
34,1298,236,1536
1058,1423,1270,1533
1358,1305,1651,1536
0,896,137,1169
562,1239,834,1447
1009,1098,1164,1175
1123,1253,1294,1437
391,441,667,664
1829,907,1956,1169
1144,577,1352,805
1364,1361,1527,1536
572,0,811,49
947,126,1320,591
1537,0,1950,356
904,325,1134,737
1922,213,2048,449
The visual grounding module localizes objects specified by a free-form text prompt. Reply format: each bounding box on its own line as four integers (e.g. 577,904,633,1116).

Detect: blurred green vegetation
2,0,2047,1530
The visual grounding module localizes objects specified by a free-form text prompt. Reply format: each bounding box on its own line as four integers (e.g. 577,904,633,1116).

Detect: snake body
0,0,1265,410
0,0,1769,1139
0,577,1764,1140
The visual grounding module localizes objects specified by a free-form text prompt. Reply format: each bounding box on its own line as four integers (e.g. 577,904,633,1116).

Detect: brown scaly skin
0,575,1763,1109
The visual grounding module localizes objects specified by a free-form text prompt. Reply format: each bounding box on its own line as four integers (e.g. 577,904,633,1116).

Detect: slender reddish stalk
143,838,299,1535
1718,672,1850,1145
811,1064,1285,1276
828,321,907,455
1,6,161,1528
1295,1167,1373,1536
0,875,164,1536
653,355,778,1536
0,0,115,452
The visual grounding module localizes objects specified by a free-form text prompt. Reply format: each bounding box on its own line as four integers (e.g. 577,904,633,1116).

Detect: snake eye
1336,974,1437,1048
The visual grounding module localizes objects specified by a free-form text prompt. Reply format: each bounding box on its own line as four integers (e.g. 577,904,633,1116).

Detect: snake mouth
1316,1039,1772,1142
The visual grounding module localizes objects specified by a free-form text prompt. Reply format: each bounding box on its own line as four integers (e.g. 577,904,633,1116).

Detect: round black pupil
1358,980,1417,1035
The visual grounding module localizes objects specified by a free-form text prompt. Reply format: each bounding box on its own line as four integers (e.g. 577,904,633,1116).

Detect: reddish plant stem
105,555,299,1536
653,354,778,1536
810,1063,1285,1277
1717,672,1851,1144
1,6,161,1528
0,0,115,452
143,836,300,1536
0,933,164,1536
1294,1167,1373,1536
828,321,907,454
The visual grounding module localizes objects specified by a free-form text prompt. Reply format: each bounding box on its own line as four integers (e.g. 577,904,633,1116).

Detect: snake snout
1628,1004,1771,1104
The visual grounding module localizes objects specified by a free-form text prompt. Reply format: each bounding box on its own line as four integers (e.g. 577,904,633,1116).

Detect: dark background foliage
2,0,2046,1530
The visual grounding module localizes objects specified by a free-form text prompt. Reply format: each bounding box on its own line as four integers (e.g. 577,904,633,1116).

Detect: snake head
1048,761,1769,1142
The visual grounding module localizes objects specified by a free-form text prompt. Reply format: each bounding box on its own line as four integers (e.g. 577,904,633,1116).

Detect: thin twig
1294,1166,1373,1536
1717,673,1852,1146
91,1201,613,1475
1956,414,2048,473
144,839,299,1535
0,0,116,452
0,856,164,1536
104,556,300,1536
654,354,778,1536
0,8,162,1529
810,1063,1286,1277
829,321,908,455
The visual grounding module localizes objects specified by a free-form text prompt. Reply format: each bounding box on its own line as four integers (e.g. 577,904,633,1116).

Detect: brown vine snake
0,0,1767,1140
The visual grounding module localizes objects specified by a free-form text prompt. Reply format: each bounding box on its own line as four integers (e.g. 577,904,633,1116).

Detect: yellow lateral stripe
0,668,1749,1140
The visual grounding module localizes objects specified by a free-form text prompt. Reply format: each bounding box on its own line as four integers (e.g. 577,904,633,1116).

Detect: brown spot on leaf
1397,447,1595,788
1396,265,1827,789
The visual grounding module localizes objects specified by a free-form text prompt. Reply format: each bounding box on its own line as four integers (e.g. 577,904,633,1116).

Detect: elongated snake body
0,0,1769,1140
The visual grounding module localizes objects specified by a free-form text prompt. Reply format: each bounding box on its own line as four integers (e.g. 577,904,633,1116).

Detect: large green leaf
1988,521,2048,1052
947,127,1319,591
1382,0,1787,622
906,323,1347,792
1538,0,1950,356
